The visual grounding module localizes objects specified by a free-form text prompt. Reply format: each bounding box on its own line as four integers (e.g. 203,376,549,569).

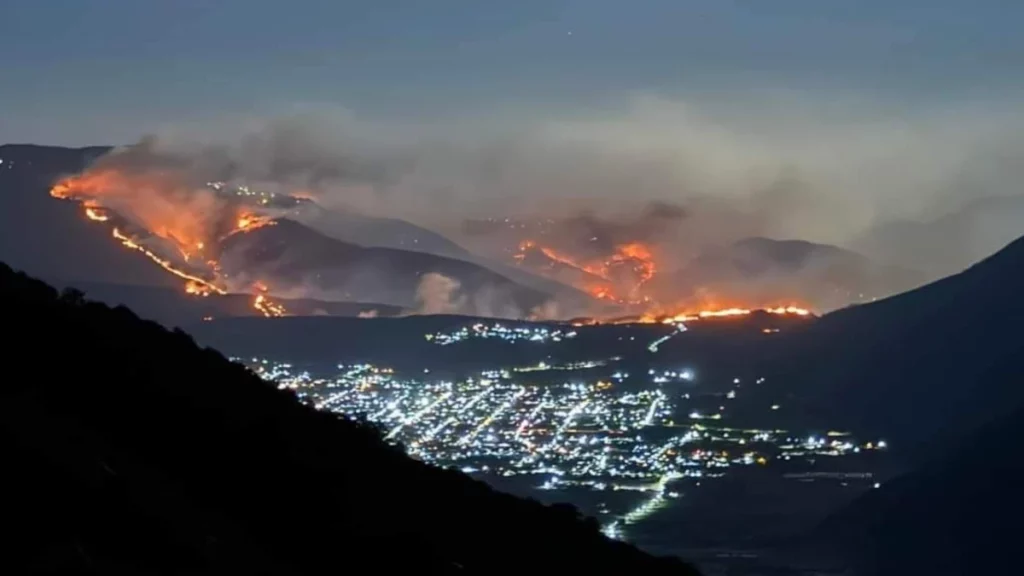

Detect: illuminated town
237,319,888,543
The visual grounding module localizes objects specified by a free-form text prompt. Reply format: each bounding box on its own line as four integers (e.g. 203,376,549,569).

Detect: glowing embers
515,239,657,305
50,172,289,317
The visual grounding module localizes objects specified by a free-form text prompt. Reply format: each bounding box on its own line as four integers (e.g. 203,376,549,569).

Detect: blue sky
2,0,1022,145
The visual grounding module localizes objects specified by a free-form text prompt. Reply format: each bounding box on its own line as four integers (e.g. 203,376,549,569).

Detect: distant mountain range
2,142,953,321
0,144,582,319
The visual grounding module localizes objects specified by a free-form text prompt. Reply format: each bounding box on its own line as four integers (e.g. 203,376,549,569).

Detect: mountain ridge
1,144,565,316
743,233,1024,455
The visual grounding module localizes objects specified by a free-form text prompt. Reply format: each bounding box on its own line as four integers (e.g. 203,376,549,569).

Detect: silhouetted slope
808,405,1024,576
0,263,698,575
748,234,1024,453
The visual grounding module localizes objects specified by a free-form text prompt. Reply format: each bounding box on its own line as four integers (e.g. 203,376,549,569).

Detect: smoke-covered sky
3,0,1023,144
3,0,1023,278
96,97,1024,256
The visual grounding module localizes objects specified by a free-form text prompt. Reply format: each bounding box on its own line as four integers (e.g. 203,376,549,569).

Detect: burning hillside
46,156,555,319
463,204,920,317
507,227,818,319
41,140,842,323
50,169,288,316
514,240,656,305
569,305,813,328
48,164,820,323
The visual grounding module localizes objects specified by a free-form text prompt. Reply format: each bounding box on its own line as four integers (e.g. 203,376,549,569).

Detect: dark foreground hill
0,262,698,575
803,404,1024,576
742,234,1024,456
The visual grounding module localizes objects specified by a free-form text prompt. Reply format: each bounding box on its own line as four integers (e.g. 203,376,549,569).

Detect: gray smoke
70,93,1024,314
413,273,466,315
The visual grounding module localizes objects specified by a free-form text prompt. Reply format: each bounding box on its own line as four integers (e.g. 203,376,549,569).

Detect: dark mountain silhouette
743,233,1024,455
221,218,552,314
804,404,1023,576
0,262,699,575
663,237,925,312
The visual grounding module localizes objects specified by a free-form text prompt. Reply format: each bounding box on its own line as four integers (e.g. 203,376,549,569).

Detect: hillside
744,233,1024,455
221,218,551,313
806,404,1023,575
0,144,566,317
232,189,593,309
0,261,698,574
0,144,178,288
291,199,477,260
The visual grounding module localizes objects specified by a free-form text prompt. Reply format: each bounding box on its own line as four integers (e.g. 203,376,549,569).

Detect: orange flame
111,228,225,296
515,235,815,320
517,239,658,305
51,168,289,318
253,293,287,317
654,305,812,324
84,207,109,222
235,213,276,233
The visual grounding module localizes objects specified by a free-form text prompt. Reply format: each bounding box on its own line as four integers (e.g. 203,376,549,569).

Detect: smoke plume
414,273,466,315
52,93,1024,316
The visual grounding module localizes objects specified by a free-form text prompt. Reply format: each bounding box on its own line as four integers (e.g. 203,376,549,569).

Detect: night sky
3,0,1022,145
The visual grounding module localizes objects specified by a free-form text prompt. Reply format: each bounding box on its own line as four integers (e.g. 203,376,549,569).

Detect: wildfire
653,305,811,324
516,239,658,305
572,305,813,326
514,234,817,322
50,171,289,318
253,294,287,317
84,206,109,222
111,227,225,296
234,213,276,234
